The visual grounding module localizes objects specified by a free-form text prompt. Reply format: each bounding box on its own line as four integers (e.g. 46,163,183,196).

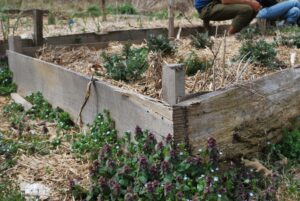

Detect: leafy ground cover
69,116,300,201
0,83,299,200
0,62,16,96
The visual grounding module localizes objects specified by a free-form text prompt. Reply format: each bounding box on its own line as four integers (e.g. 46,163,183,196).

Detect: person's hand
249,1,262,12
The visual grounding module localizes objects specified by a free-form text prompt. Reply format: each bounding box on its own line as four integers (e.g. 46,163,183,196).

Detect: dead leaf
243,159,273,178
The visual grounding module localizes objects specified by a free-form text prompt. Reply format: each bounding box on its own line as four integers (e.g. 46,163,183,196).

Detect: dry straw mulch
0,98,90,201
36,36,299,100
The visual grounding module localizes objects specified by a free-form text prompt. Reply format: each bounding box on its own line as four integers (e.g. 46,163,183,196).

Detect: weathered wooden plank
168,0,175,38
7,51,173,139
1,25,230,55
43,25,229,46
177,69,300,157
33,9,44,46
3,9,49,17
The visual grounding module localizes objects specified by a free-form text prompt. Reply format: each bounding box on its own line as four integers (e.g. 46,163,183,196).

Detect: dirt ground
0,97,90,200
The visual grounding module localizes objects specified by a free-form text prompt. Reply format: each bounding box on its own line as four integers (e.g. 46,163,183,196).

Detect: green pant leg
201,4,256,31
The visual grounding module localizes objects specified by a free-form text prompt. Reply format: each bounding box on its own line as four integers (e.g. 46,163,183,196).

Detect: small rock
20,182,51,200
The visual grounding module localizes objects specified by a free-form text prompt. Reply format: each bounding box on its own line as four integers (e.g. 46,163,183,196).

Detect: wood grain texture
177,68,300,157
7,51,173,139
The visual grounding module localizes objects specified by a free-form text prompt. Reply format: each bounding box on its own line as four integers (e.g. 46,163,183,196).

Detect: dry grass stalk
36,36,287,100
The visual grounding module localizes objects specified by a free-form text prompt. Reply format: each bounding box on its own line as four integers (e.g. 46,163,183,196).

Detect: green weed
47,11,56,25
184,52,212,76
190,32,213,49
147,34,176,55
101,43,148,82
148,10,168,20
70,111,279,201
72,111,117,160
25,92,74,130
276,33,300,48
0,64,17,96
106,3,137,15
239,39,277,67
238,26,260,41
0,180,24,201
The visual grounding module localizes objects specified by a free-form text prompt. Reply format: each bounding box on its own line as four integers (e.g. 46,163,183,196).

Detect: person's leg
257,0,300,20
283,7,300,24
205,4,255,33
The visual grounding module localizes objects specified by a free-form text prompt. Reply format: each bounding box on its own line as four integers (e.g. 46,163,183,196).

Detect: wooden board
176,68,300,157
7,50,173,139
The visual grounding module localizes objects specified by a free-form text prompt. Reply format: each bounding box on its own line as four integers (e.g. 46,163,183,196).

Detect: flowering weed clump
72,111,118,160
70,112,277,201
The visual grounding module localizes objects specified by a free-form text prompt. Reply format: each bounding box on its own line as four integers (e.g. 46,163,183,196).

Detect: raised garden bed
7,27,300,157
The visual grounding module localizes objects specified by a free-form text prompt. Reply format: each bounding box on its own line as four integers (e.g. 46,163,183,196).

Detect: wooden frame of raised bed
7,26,300,157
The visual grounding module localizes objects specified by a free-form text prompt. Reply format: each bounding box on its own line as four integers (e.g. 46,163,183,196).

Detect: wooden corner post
168,0,175,38
8,36,22,53
162,64,185,105
100,0,107,21
33,9,43,46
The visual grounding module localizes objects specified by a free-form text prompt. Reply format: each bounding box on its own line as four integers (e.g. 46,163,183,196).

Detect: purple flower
149,165,159,177
161,160,170,173
89,160,99,176
207,137,216,149
123,165,131,174
145,181,155,193
98,176,107,188
106,159,116,168
69,179,76,190
170,149,177,160
135,126,142,135
135,126,143,140
166,133,173,144
205,176,212,187
147,132,157,144
155,142,164,151
100,144,111,159
164,182,173,195
152,180,159,188
146,180,160,193
187,156,202,166
176,175,183,183
124,193,134,201
176,191,184,198
109,180,121,196
138,155,148,170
